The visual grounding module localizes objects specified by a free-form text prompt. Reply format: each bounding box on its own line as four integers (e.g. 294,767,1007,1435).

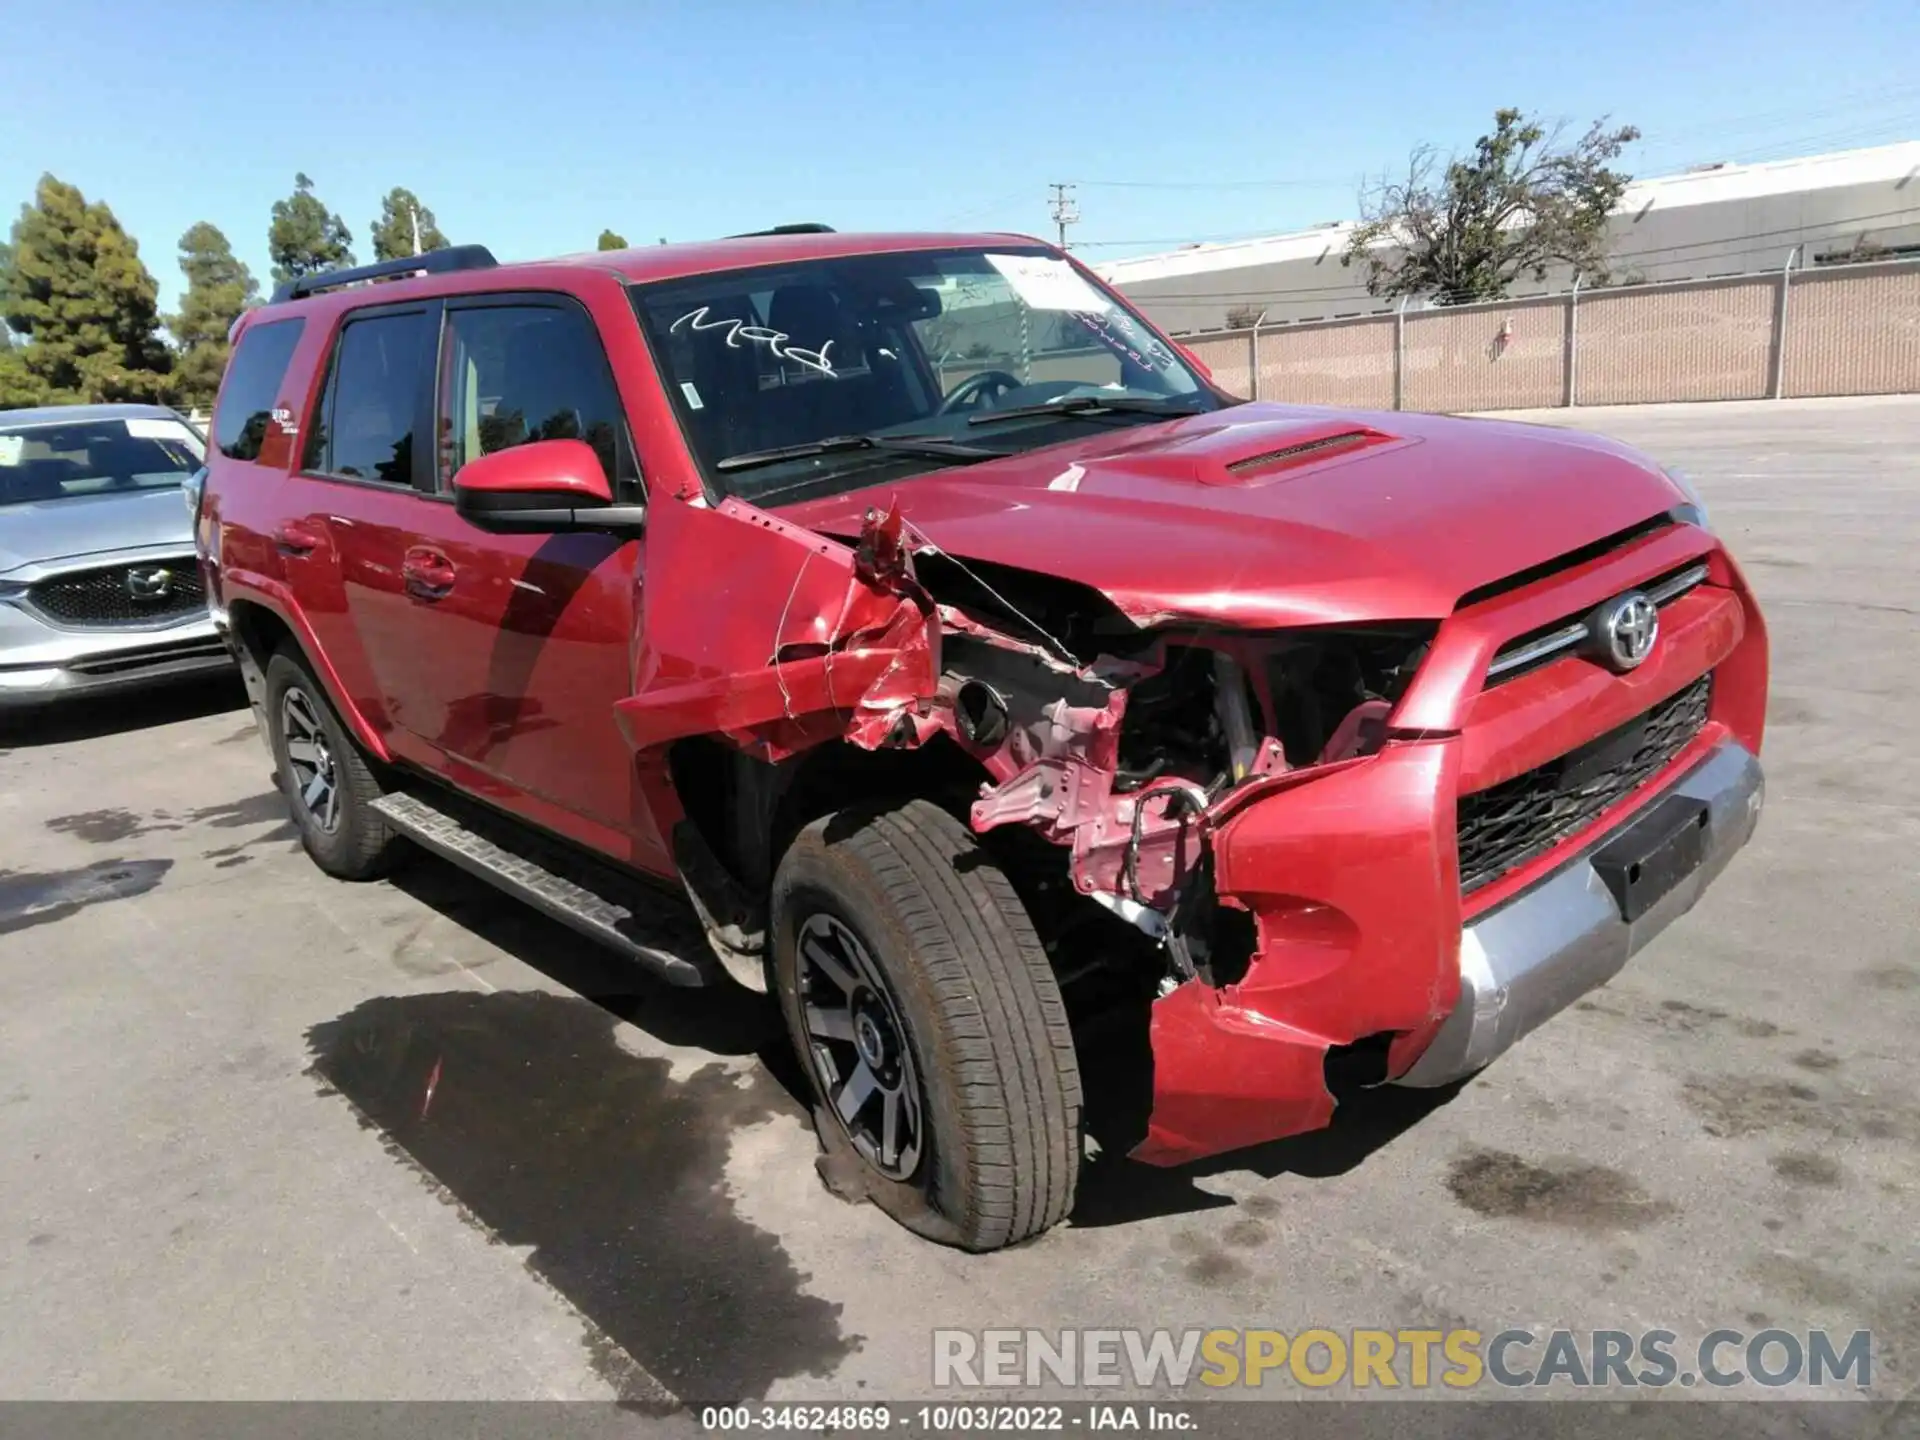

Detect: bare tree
1343,109,1640,305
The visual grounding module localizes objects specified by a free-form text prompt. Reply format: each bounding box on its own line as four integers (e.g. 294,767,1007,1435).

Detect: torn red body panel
1135,739,1460,1164
617,495,938,761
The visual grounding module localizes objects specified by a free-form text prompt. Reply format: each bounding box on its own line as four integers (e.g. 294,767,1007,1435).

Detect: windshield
629,246,1218,505
0,414,205,508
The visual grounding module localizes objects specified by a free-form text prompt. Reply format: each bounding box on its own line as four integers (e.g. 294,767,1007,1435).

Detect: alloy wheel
796,911,924,1180
280,686,341,833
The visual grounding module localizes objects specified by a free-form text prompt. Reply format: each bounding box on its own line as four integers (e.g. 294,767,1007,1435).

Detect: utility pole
1048,183,1079,249
409,205,422,258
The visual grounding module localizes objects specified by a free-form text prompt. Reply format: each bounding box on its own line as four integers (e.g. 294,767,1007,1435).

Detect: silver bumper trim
1396,738,1764,1088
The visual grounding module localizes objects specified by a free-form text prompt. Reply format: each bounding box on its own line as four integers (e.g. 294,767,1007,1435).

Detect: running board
371,790,715,987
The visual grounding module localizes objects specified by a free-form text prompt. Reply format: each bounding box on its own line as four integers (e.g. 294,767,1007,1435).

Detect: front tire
263,649,395,880
771,799,1081,1251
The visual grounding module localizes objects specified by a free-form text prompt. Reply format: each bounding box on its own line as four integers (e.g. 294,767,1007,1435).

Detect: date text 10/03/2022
699,1406,1197,1431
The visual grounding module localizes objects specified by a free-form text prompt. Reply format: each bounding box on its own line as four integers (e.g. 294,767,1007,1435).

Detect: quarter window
303,310,433,486
437,304,629,491
213,318,303,461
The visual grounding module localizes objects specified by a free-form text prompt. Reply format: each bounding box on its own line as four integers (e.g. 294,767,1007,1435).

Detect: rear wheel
771,799,1081,1251
264,650,395,880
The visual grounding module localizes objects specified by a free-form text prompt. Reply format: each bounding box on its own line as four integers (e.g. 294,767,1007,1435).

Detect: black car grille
27,560,205,628
1457,673,1712,894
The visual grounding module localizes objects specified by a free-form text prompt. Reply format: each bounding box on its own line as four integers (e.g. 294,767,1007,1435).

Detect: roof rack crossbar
726,223,836,238
270,244,499,303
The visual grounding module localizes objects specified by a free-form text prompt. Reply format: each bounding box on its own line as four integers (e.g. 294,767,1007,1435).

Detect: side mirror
452,438,645,534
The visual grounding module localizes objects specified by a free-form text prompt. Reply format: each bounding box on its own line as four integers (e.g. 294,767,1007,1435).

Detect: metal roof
0,403,187,427
1093,141,1920,286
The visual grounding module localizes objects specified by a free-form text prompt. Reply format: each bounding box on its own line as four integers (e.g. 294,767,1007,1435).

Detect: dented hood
780,404,1685,629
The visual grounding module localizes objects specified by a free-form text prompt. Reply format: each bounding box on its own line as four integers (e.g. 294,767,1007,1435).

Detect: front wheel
771,799,1082,1251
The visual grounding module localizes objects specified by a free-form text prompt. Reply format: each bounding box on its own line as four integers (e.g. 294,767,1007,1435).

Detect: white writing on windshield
670,306,838,377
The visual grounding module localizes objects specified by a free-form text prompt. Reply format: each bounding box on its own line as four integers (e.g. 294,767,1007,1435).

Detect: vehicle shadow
1070,1063,1471,1229
382,851,806,1097
387,847,1471,1237
313,859,852,1403
0,674,246,749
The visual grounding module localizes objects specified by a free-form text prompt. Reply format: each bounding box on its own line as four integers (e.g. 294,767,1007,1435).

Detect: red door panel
365,506,659,869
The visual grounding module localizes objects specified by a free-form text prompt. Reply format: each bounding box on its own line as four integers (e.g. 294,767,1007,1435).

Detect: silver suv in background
0,404,230,709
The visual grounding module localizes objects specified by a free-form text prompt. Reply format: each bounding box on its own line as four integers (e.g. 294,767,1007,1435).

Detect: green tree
168,222,259,409
369,187,450,261
2,174,172,404
2,240,50,407
269,172,355,285
597,229,629,251
1343,109,1640,305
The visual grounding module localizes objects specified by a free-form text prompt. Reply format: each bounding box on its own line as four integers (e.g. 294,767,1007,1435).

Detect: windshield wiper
966,394,1207,427
716,432,1001,474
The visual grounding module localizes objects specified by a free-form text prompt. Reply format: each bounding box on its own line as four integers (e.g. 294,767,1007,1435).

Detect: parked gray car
0,403,229,709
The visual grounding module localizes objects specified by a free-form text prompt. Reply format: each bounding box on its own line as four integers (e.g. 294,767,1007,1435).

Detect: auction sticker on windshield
986,254,1112,313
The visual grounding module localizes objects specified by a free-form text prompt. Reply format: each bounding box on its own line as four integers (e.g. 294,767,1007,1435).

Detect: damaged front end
627,496,1450,1167
917,548,1448,1167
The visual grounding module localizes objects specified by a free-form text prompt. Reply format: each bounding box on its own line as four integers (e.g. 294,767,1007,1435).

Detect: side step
371,790,715,987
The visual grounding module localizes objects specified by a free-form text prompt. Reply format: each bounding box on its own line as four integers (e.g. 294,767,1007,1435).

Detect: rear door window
213,318,304,461
303,309,434,487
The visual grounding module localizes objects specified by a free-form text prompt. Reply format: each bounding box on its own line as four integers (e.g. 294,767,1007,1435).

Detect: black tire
263,649,395,880
771,799,1081,1251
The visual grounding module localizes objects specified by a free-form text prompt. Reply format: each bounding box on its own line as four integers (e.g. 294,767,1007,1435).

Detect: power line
1073,228,1328,250
1630,84,1920,153
1065,88,1920,195
1065,175,1352,191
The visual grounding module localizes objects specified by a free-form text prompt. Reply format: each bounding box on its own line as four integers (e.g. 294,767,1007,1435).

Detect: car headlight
1663,466,1712,531
183,464,208,521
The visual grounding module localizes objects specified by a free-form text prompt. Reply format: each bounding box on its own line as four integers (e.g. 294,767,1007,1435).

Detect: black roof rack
726,223,836,238
270,244,499,303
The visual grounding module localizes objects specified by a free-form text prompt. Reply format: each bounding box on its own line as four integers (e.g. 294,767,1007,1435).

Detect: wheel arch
225,594,391,762
667,732,995,897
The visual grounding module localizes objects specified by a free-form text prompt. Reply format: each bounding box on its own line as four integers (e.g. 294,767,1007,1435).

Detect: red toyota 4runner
198,230,1766,1250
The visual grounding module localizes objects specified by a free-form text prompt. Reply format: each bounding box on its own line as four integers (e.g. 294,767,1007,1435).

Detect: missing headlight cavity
1264,625,1434,765
1116,645,1232,792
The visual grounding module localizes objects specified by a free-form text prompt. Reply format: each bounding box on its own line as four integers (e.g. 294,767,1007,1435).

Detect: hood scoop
1219,422,1395,480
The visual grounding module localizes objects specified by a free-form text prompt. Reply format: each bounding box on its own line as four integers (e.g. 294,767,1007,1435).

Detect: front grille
27,560,205,628
1483,560,1712,688
1457,674,1712,894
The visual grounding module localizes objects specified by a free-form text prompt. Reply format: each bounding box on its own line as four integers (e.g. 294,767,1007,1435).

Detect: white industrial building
1096,141,1920,334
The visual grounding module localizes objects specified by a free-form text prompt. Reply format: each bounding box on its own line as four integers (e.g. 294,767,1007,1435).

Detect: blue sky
3,0,1916,314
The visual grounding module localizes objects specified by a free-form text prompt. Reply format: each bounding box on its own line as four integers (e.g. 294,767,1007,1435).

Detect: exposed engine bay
834,506,1434,996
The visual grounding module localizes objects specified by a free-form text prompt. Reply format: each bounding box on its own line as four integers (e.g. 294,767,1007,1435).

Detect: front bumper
1397,737,1763,1086
1131,733,1764,1165
0,612,230,708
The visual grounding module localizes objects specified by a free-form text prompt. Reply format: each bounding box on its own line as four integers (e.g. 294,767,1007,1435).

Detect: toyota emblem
1594,591,1659,671
126,566,174,602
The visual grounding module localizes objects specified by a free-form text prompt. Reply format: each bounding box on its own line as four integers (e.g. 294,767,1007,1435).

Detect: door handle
275,519,324,556
403,546,458,599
